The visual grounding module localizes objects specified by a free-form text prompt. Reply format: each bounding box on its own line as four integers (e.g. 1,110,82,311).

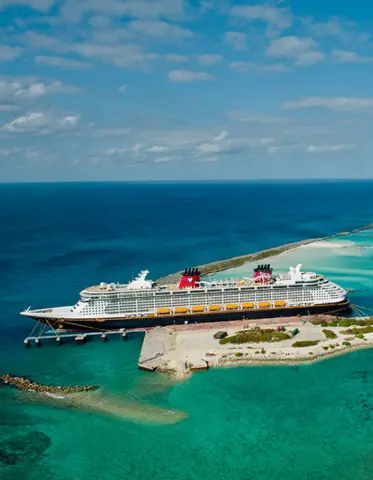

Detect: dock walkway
138,327,167,372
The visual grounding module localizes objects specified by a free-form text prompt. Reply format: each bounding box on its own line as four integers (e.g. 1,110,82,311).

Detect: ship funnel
178,267,201,289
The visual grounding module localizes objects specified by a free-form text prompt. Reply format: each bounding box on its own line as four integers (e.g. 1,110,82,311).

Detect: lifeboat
258,301,271,308
192,305,205,313
225,303,238,310
174,307,188,314
208,305,221,311
274,300,287,307
157,307,170,315
242,302,255,309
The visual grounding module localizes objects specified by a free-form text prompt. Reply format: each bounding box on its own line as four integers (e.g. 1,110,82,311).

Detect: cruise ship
20,264,350,330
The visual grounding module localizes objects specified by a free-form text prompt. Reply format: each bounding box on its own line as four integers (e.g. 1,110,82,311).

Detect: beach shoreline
157,222,373,284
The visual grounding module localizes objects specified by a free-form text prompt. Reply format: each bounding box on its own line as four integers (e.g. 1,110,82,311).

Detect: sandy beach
138,316,373,378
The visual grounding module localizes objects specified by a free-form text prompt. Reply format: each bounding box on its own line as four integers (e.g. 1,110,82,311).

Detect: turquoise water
2,181,373,480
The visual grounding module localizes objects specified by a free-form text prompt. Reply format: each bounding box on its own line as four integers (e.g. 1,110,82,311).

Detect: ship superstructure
21,264,350,330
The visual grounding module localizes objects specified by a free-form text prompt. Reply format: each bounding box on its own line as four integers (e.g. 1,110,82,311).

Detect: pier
24,327,147,347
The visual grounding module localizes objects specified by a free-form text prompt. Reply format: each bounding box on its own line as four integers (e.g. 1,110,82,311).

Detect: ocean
2,181,373,480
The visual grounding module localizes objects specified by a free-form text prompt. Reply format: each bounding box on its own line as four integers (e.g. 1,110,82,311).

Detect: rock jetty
0,374,99,395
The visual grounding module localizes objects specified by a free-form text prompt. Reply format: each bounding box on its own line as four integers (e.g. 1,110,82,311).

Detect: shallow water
2,181,373,480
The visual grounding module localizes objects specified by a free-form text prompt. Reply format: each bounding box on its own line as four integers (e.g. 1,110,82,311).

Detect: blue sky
1,0,373,181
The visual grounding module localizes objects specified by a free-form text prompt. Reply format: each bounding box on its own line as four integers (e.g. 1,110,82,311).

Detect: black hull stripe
32,301,351,331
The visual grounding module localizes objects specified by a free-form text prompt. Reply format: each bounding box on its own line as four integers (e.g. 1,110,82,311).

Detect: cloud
1,0,54,12
197,54,222,66
72,42,157,69
224,32,247,51
61,0,185,21
197,142,223,153
0,45,23,61
155,155,181,163
307,17,370,44
213,130,228,141
267,36,325,66
128,20,193,38
164,53,188,63
35,56,92,69
146,145,169,152
168,70,213,82
331,49,373,64
230,4,291,33
228,110,284,124
1,111,80,133
282,97,373,112
0,79,80,109
118,84,128,92
307,144,355,153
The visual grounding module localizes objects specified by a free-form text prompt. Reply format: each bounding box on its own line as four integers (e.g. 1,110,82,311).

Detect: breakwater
157,222,373,284
0,374,99,395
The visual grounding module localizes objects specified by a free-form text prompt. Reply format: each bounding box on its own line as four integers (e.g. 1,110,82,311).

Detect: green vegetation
235,352,243,357
312,318,373,328
219,329,290,345
356,334,365,339
341,326,373,335
323,346,329,351
322,329,337,339
342,341,351,347
292,340,319,348
329,345,335,349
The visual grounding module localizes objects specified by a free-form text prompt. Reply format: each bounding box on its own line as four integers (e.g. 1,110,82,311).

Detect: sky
1,0,373,182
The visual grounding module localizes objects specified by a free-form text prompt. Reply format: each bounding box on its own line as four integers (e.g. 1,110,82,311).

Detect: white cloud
1,0,54,12
128,20,193,38
283,97,373,112
155,155,181,163
61,0,185,21
72,42,157,69
197,143,223,153
1,111,80,133
0,79,79,106
224,32,247,51
35,56,92,69
197,54,222,66
164,53,188,63
0,45,23,61
2,112,48,132
267,36,325,66
168,70,213,82
307,144,355,153
331,49,373,64
146,145,169,152
57,115,80,128
118,84,128,92
228,110,284,124
105,147,128,155
230,4,291,33
213,130,228,141
307,17,370,44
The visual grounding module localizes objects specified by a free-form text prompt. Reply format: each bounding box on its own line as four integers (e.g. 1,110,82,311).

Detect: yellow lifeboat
208,304,221,311
226,303,238,310
157,307,170,315
258,301,271,308
274,300,287,307
242,302,255,309
192,305,205,313
174,307,188,314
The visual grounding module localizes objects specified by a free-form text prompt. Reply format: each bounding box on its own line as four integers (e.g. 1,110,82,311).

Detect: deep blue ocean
2,181,373,480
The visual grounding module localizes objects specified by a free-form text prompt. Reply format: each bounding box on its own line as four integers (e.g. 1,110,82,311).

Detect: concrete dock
138,327,167,371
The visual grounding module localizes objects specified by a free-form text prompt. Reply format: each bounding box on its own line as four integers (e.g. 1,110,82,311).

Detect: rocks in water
0,374,99,395
0,431,51,466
